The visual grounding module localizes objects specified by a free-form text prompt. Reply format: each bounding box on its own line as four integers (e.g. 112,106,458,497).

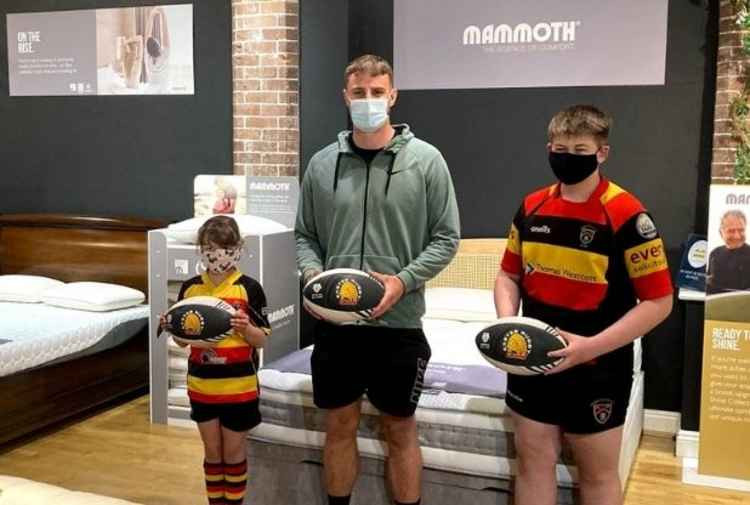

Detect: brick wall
713,1,745,183
231,0,299,177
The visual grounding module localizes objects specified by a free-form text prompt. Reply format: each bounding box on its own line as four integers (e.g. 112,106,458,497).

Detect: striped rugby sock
203,460,225,505
224,459,248,505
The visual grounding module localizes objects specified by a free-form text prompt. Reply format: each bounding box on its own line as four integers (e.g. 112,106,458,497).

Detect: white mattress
0,302,150,377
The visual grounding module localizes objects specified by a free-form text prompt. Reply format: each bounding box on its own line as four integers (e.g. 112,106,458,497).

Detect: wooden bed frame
0,214,163,447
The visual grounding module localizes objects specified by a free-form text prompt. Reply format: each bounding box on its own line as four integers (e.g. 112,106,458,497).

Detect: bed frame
0,214,163,447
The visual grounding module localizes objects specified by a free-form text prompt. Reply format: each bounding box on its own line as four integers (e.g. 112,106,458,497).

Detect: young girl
170,215,271,505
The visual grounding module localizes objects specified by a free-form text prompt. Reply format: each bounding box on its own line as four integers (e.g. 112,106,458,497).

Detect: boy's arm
548,295,672,371
548,208,674,373
494,204,525,318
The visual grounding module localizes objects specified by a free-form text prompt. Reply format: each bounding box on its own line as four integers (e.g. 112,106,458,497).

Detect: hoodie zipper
359,157,373,270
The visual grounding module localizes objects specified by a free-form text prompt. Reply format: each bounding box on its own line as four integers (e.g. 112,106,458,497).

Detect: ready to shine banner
394,0,668,90
699,184,750,481
7,4,194,96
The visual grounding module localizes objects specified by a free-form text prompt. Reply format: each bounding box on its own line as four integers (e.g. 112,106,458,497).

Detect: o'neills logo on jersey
463,21,579,46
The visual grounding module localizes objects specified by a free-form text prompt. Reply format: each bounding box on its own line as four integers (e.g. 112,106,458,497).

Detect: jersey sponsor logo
335,278,362,306
626,239,667,278
310,282,323,300
199,348,226,365
579,224,597,247
636,213,658,239
530,225,551,234
503,330,532,360
592,398,614,424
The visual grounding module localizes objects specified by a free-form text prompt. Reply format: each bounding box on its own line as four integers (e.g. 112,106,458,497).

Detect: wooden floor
0,396,749,505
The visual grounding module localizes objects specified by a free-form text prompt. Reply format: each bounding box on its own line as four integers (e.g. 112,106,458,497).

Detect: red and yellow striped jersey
178,270,271,404
500,177,673,372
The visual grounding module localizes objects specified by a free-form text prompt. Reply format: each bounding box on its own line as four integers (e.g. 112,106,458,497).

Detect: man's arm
371,153,460,318
394,153,460,293
295,166,325,282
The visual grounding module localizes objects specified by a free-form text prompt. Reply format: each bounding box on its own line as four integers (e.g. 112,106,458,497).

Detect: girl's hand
231,309,254,336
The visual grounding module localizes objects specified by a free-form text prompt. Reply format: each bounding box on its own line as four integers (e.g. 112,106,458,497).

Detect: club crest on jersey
592,399,613,424
336,278,362,306
180,310,205,336
579,225,597,247
636,213,657,239
502,330,532,360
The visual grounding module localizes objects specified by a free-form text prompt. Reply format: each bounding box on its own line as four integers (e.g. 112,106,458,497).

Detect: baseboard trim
676,430,699,458
643,409,680,436
682,457,750,491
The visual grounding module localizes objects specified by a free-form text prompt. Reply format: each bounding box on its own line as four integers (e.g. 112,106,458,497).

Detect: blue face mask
349,98,389,133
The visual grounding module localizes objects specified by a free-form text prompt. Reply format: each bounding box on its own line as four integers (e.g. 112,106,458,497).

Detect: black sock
394,500,420,505
328,495,352,505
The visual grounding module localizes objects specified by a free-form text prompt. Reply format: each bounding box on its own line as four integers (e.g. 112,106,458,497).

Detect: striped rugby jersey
178,270,271,404
500,177,673,373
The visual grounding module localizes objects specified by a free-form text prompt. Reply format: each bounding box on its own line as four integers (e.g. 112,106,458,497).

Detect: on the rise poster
7,4,194,96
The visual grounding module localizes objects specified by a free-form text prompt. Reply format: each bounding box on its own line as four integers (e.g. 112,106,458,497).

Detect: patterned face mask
200,247,241,274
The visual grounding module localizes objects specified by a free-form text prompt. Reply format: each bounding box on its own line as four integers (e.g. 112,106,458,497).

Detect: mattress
0,302,150,377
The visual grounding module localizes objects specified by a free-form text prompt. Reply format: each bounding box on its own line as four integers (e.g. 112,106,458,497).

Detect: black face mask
548,152,599,185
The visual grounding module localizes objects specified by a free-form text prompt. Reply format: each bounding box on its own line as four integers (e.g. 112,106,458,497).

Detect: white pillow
424,287,497,322
0,275,65,303
41,282,145,311
165,214,288,243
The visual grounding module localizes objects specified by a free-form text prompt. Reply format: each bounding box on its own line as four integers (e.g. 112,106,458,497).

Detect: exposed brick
235,79,262,91
235,104,261,116
244,91,279,104
241,15,278,29
262,153,298,164
234,128,263,141
714,134,740,148
242,41,277,53
712,163,736,178
262,129,298,141
251,141,279,152
260,2,287,14
262,79,299,91
233,4,259,15
720,31,742,47
233,54,259,66
247,116,278,128
713,148,739,164
279,116,299,129
716,90,741,106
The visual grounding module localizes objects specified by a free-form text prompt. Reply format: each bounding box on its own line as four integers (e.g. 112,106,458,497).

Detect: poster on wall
393,0,668,90
699,184,750,481
194,176,298,230
7,4,194,96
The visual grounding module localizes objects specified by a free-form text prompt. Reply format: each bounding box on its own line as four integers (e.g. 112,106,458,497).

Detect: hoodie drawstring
384,151,397,196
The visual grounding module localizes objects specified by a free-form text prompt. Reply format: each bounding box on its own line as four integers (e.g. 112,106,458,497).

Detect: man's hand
545,330,600,374
369,272,406,319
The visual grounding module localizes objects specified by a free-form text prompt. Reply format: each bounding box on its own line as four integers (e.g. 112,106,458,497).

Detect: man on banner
706,209,750,294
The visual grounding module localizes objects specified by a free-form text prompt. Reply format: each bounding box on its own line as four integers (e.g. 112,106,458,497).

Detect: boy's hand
369,272,405,319
545,330,599,374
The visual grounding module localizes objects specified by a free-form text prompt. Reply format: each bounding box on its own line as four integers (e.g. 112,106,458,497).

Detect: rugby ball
475,316,567,375
302,268,385,324
163,296,236,347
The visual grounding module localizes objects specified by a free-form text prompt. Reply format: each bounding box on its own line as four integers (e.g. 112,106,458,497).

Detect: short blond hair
344,54,393,88
548,105,612,145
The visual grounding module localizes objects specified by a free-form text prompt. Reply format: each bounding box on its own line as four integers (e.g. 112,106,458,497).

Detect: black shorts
311,322,431,418
190,400,262,432
505,366,633,435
